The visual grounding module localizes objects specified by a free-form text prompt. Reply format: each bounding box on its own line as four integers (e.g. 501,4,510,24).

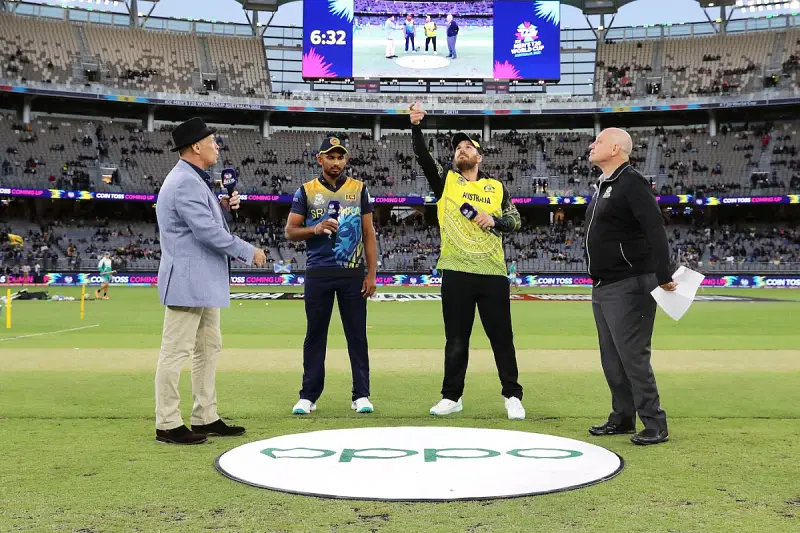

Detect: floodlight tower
235,0,285,37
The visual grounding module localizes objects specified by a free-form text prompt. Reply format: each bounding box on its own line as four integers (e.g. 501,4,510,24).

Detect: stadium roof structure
235,0,284,10
561,1,637,15
233,0,738,15
564,1,739,15
233,0,639,13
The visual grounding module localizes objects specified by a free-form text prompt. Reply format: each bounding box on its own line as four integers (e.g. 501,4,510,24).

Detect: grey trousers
591,274,667,431
447,36,457,58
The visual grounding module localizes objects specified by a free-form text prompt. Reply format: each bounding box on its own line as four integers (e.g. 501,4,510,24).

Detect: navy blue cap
318,136,349,155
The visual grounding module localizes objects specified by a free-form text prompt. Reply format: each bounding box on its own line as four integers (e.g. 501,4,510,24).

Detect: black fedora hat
171,117,217,152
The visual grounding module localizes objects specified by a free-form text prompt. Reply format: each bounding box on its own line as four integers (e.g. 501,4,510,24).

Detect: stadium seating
651,125,757,195
3,112,800,198
0,13,78,86
206,35,270,97
670,224,800,271
83,24,200,94
596,30,790,101
3,216,797,275
662,32,775,97
595,39,655,101
0,113,98,191
3,9,800,105
781,29,800,93
0,13,269,97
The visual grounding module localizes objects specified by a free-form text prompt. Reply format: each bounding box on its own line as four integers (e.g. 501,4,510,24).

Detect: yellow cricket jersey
411,125,521,277
437,171,515,276
424,22,437,37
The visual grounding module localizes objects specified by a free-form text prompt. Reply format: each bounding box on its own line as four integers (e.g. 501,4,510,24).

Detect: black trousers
425,36,437,51
440,270,522,401
301,275,369,403
592,274,667,431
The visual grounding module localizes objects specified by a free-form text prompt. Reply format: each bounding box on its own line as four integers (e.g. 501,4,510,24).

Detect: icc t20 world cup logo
511,21,545,57
515,22,539,42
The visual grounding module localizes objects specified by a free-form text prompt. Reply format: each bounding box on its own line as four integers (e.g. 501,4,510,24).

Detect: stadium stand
0,13,78,85
0,113,97,191
2,7,799,105
596,30,794,101
652,125,757,195
83,24,200,94
595,39,655,101
206,35,271,97
2,217,797,274
1,2,799,280
3,110,800,197
0,12,270,97
782,29,800,88
662,32,775,97
670,224,800,271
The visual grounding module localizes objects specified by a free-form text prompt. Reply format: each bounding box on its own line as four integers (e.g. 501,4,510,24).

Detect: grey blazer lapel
202,178,230,232
178,160,230,231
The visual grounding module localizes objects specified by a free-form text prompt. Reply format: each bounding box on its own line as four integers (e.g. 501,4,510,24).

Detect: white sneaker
351,397,374,413
430,397,463,416
292,399,317,415
505,397,525,420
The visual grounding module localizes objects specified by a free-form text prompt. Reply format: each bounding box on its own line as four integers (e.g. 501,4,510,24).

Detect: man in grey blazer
155,117,266,445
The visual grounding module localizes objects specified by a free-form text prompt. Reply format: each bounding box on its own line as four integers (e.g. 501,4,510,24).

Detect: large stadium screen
302,0,561,81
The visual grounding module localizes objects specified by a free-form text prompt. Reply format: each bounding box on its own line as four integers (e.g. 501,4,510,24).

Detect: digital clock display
302,0,355,79
309,30,348,46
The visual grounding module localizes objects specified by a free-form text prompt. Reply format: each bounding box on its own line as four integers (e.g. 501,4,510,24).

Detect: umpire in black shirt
584,128,677,446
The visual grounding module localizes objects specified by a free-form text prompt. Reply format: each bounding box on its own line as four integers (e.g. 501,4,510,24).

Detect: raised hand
409,101,426,125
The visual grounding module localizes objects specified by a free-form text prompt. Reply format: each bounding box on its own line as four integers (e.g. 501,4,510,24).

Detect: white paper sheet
650,266,705,321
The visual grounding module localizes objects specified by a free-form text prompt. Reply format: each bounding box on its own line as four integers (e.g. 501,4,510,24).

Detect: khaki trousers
155,306,222,431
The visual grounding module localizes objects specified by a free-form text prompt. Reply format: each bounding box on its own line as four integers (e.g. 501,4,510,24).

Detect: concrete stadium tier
596,29,800,101
2,216,797,275
0,12,270,98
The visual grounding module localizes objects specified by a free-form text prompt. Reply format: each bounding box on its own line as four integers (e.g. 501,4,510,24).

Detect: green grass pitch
1,285,799,532
353,26,494,79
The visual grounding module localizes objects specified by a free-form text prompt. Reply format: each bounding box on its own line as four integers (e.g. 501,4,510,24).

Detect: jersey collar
318,174,347,192
455,169,490,181
598,162,630,184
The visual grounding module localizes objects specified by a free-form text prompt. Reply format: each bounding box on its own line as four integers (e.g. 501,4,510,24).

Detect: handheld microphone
460,202,499,236
221,168,238,223
460,202,478,221
327,200,341,243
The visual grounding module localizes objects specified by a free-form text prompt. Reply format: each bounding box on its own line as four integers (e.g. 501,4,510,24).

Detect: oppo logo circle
215,427,623,500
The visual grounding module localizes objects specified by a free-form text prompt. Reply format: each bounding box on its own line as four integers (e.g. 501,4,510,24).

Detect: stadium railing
3,79,800,114
33,259,799,274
